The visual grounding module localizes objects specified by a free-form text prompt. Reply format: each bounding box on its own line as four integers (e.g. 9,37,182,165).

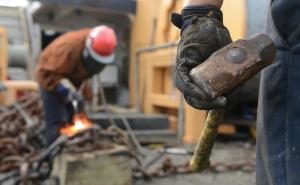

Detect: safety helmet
83,25,117,74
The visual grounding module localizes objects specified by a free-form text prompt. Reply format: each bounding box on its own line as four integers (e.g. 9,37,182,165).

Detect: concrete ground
135,142,256,185
135,172,255,185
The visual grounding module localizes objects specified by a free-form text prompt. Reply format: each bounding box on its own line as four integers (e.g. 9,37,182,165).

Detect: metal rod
117,114,145,156
13,103,35,128
97,75,144,155
134,41,178,112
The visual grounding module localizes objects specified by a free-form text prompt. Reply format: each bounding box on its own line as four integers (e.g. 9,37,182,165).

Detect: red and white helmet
85,25,117,64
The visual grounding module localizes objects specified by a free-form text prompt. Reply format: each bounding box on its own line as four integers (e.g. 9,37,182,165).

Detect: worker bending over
171,0,300,184
35,26,117,145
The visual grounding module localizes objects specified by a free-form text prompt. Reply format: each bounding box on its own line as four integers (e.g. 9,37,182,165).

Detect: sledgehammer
188,34,276,171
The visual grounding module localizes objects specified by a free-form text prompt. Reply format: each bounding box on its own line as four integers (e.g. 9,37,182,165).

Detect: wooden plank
219,124,237,134
144,49,176,67
222,0,247,40
183,103,207,144
154,0,173,44
0,80,38,105
163,49,176,94
139,54,150,111
3,81,38,91
0,27,7,81
129,0,162,105
0,88,16,106
150,94,180,109
144,55,154,112
152,67,164,94
169,115,178,130
142,49,177,112
168,0,183,41
163,67,172,94
154,0,184,44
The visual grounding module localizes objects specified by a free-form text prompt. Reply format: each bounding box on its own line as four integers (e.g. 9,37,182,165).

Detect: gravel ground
135,142,256,185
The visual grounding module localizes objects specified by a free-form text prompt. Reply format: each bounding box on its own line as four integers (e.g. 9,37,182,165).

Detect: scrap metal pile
0,93,128,185
0,93,256,185
0,93,45,173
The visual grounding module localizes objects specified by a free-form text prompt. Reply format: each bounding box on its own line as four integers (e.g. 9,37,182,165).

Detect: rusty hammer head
190,34,276,99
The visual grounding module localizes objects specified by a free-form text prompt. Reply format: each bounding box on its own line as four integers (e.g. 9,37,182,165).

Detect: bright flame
74,120,86,130
60,113,92,136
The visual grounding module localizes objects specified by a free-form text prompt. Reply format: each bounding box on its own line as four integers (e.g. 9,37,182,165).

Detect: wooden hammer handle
189,109,225,171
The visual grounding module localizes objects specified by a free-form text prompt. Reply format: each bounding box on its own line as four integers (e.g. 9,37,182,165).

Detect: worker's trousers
40,87,72,145
256,0,300,184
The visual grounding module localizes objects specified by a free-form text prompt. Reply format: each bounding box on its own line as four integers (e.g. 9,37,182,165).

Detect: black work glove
171,5,232,110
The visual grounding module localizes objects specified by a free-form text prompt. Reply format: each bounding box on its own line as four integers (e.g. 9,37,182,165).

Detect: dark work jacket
256,0,300,185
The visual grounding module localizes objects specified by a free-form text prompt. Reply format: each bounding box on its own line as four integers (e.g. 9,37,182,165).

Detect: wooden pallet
140,48,207,143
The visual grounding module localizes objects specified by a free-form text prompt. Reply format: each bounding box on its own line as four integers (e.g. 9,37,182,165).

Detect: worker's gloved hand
56,84,82,105
56,84,75,103
56,83,84,116
171,5,232,110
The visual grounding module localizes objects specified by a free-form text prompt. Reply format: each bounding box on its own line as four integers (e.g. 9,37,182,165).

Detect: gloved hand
171,5,232,110
56,83,83,114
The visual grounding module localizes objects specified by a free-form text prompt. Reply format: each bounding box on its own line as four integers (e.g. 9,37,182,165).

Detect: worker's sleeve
35,69,63,91
35,44,77,91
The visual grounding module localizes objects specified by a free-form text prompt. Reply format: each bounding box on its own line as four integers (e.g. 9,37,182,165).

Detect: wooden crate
140,48,208,143
52,145,132,185
0,27,7,81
